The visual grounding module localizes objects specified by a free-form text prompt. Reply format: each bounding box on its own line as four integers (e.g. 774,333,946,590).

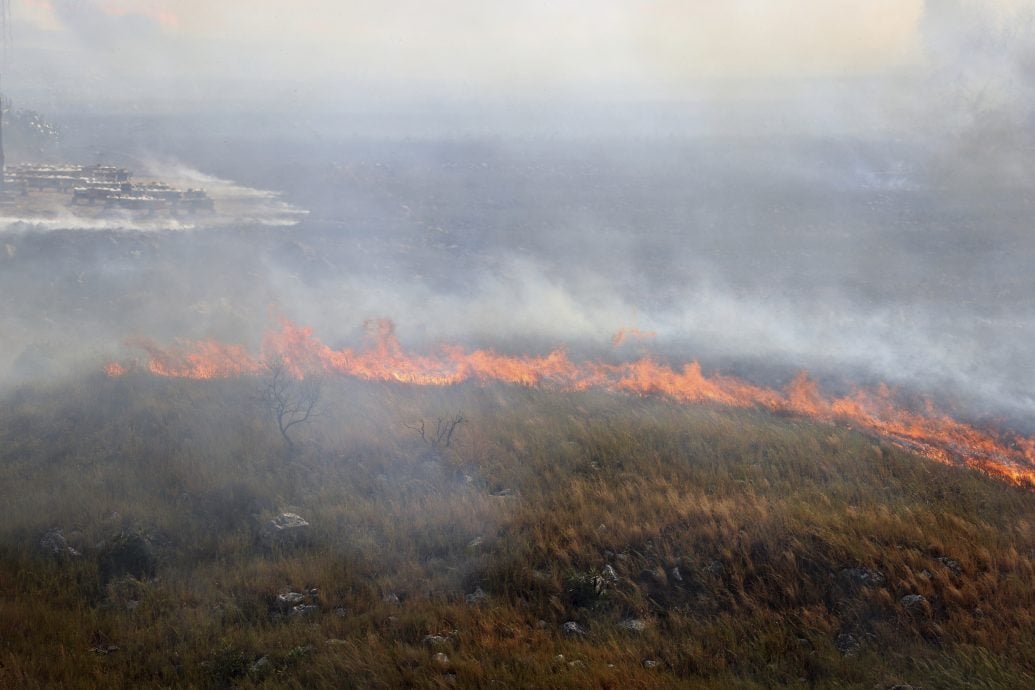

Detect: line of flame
107,318,1035,489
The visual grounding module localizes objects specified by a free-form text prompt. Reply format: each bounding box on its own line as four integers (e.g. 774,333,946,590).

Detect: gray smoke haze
1,1,1034,429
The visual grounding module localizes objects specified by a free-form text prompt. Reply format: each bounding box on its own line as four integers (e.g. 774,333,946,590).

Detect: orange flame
104,361,126,378
611,328,657,347
106,318,1035,489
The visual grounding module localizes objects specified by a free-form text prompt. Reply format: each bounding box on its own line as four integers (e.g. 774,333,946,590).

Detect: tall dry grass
0,373,1032,688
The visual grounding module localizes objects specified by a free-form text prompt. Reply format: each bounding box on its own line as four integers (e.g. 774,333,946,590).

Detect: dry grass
0,373,1033,688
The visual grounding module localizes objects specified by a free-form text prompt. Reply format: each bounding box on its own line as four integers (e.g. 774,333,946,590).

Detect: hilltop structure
0,81,212,216
3,163,214,215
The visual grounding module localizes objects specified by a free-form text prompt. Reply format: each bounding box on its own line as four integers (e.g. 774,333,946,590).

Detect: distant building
8,163,213,214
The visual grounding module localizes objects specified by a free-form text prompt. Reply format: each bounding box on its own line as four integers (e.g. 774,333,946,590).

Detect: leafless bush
260,358,321,451
405,412,465,451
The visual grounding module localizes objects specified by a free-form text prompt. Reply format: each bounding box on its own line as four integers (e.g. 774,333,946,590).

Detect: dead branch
261,358,321,450
406,412,465,449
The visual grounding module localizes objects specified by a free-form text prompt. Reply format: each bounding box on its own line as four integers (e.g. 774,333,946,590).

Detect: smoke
1,1,1034,435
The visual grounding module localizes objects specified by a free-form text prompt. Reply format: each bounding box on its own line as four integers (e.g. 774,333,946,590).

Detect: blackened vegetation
0,375,1033,688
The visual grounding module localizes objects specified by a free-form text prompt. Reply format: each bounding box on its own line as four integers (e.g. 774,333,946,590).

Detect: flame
106,318,1035,489
129,337,263,379
611,328,657,347
104,362,126,378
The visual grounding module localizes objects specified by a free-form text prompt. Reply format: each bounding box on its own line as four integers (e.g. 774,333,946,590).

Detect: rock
490,488,514,497
39,529,79,559
249,656,270,674
290,604,318,618
423,635,449,648
643,659,660,669
937,557,962,576
618,618,646,632
277,592,306,609
561,621,587,637
836,633,861,656
432,652,450,668
465,587,488,604
900,594,928,614
601,565,619,582
263,512,310,545
269,512,309,530
839,567,886,588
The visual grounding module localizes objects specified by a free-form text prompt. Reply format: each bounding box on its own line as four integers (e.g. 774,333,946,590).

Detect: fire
104,361,126,378
611,328,657,347
106,318,1035,489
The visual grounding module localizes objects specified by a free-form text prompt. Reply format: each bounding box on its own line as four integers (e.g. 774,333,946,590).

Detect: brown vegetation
0,373,1032,688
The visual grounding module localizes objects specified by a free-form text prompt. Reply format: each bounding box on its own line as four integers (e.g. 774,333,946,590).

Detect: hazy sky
3,0,952,106
1,0,1030,141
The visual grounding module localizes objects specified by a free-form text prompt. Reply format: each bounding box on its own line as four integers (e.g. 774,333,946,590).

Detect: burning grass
0,374,1033,688
111,318,1035,488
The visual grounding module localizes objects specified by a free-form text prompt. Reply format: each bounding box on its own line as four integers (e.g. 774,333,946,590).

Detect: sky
1,0,952,108
4,0,1030,133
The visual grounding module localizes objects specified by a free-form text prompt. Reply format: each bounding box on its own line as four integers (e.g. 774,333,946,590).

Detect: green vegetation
0,373,1033,688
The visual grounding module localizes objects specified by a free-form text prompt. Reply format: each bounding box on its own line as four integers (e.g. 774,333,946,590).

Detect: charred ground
0,374,1032,689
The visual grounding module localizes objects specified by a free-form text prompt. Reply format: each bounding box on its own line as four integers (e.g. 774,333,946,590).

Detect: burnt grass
0,373,1033,689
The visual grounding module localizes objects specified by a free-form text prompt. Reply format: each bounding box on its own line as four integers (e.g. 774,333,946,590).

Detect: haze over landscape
1,2,1035,688
1,1,1033,422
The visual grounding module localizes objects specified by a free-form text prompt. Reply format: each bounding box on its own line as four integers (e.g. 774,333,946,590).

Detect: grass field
1,373,1033,688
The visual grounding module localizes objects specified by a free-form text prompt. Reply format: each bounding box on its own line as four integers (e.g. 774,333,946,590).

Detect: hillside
0,374,1033,689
